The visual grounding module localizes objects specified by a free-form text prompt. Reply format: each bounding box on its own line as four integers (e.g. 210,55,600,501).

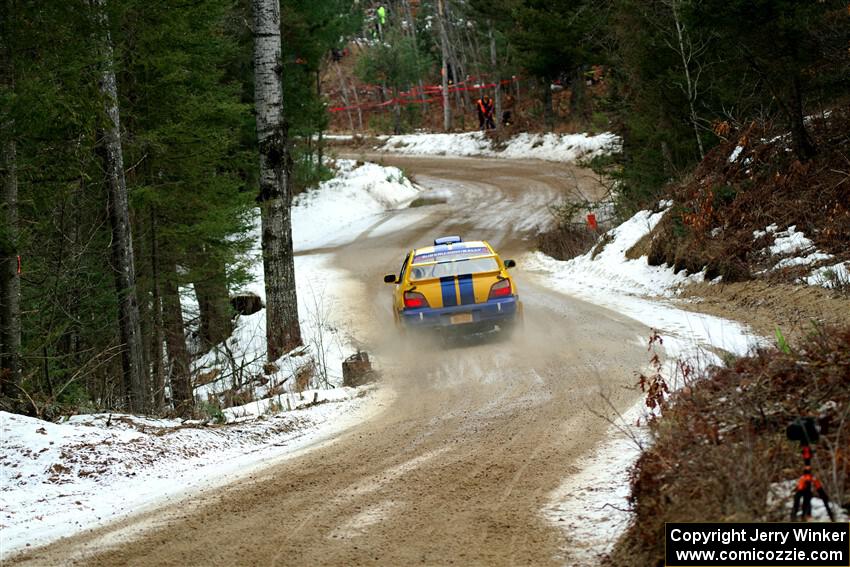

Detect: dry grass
624,231,653,261
537,224,599,261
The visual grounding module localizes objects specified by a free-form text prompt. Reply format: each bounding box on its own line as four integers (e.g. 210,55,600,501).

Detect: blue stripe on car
440,276,457,307
457,274,475,305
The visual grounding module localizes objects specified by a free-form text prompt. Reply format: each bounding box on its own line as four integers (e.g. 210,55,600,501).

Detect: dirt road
12,156,651,566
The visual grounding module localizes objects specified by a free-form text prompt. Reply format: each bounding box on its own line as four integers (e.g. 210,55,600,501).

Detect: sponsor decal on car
413,246,490,263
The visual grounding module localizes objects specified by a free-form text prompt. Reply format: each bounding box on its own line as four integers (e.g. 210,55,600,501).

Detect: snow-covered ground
0,389,388,556
0,159,416,559
348,131,621,163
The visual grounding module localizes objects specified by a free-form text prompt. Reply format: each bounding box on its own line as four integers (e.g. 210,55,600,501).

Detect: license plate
450,313,473,325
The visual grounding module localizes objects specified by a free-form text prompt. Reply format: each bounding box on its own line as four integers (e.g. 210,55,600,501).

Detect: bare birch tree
91,0,148,412
662,0,707,159
437,0,452,131
488,20,502,129
252,0,302,361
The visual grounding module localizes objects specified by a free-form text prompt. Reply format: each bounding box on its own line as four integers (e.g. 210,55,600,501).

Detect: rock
231,292,264,316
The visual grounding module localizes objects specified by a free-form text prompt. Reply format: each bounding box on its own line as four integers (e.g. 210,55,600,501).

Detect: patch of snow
768,226,814,256
806,261,850,289
373,131,621,163
193,253,352,404
753,224,779,240
545,402,648,565
728,145,744,163
524,207,704,299
774,252,833,270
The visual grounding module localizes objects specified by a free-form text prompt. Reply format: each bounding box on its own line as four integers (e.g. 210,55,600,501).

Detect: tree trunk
488,21,501,130
350,76,363,131
401,0,428,108
92,0,148,413
437,0,452,131
392,86,402,134
669,0,705,159
334,62,355,133
252,0,302,361
149,209,165,410
443,0,470,114
192,255,233,350
315,70,323,168
570,67,587,119
788,76,815,160
542,79,554,131
0,3,20,403
162,266,192,416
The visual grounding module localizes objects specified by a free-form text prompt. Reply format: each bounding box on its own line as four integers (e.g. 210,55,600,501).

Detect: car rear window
412,246,490,264
409,257,500,281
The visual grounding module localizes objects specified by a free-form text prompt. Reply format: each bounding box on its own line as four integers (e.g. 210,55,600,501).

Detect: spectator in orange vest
477,95,495,130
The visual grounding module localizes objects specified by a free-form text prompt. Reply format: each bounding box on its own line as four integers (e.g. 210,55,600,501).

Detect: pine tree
91,0,149,412
689,0,848,160
508,0,597,130
0,0,21,402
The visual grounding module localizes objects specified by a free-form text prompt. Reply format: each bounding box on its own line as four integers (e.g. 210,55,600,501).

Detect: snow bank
524,205,762,357
0,387,385,557
193,253,352,404
526,206,704,299
373,131,620,163
767,225,815,256
293,159,420,250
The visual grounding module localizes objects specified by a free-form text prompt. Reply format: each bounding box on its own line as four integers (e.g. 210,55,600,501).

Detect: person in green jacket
375,5,387,40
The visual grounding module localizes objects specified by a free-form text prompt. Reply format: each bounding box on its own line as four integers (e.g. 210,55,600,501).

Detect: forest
1,0,847,419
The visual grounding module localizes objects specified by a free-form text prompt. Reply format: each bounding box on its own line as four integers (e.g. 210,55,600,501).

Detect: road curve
11,156,651,567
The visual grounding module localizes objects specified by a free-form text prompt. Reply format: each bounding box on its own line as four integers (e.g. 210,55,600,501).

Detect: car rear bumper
400,296,518,329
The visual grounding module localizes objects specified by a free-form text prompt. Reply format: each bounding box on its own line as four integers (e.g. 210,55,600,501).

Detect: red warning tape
329,77,517,113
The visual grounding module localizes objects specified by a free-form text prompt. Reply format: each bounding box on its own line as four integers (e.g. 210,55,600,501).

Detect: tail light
488,279,512,300
403,291,429,309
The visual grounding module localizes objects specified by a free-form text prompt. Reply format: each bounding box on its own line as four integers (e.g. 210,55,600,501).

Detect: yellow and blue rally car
383,236,522,333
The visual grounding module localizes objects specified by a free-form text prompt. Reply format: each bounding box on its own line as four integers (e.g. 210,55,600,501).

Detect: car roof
411,240,495,264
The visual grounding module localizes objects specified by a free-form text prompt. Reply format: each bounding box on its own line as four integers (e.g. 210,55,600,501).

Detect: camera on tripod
785,416,834,521
786,416,819,446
